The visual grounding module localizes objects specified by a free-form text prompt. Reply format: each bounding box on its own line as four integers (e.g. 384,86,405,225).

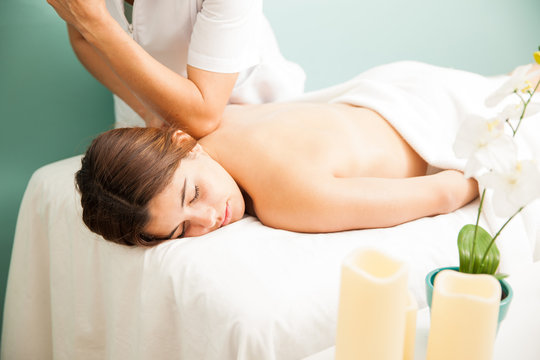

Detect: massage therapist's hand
48,0,238,139
47,0,109,33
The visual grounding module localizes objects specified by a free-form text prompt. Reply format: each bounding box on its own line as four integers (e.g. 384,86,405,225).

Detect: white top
105,0,306,127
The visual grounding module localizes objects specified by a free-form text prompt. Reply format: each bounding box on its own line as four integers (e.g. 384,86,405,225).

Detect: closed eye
177,222,187,238
190,185,200,204
175,185,199,239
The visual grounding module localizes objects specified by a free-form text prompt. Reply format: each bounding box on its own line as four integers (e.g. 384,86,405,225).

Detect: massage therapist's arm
67,25,165,128
255,170,478,233
49,1,238,138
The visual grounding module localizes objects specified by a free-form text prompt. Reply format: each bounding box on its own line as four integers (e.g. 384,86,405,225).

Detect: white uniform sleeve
188,0,262,73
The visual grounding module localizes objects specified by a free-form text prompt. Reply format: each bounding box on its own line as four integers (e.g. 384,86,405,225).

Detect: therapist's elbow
193,116,221,138
168,112,221,139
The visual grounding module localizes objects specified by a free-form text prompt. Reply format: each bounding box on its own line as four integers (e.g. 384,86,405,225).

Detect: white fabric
3,62,539,360
289,61,540,275
105,0,306,127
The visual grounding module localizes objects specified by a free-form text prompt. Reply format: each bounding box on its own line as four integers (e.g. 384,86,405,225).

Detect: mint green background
1,0,539,341
265,0,540,90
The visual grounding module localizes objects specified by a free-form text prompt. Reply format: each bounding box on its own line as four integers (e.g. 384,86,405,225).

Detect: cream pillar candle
335,248,409,360
403,291,417,360
426,270,501,360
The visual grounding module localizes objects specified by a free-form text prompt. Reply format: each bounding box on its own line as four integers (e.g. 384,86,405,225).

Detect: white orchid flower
453,115,517,177
485,64,540,107
524,102,540,117
499,103,524,123
479,160,540,218
499,101,540,122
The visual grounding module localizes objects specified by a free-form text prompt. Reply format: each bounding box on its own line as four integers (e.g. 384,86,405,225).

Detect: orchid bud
534,51,540,65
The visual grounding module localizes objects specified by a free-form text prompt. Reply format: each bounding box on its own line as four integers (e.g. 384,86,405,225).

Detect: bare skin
144,63,536,239
48,0,238,136
197,102,478,233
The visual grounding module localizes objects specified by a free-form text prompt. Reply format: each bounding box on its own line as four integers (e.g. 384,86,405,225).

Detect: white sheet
292,61,540,272
2,62,539,360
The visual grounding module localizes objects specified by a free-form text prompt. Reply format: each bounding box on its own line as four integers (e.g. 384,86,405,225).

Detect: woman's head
75,127,245,247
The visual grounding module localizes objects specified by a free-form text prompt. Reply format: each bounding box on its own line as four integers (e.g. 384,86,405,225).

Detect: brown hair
75,127,196,246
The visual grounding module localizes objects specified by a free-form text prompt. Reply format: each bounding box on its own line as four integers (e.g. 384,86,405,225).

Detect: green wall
0,0,114,335
265,0,540,91
1,0,539,341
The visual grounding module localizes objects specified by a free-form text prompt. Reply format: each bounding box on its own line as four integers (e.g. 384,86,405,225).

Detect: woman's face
144,146,245,240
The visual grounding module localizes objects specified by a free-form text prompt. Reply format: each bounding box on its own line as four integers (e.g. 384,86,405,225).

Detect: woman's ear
172,130,204,157
172,129,192,144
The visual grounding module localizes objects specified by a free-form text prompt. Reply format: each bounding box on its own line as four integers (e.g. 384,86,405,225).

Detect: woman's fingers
437,170,479,213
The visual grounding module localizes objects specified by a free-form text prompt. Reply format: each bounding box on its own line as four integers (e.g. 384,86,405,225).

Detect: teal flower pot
425,266,513,325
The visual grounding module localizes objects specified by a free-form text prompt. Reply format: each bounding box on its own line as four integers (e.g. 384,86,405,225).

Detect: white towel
292,61,540,273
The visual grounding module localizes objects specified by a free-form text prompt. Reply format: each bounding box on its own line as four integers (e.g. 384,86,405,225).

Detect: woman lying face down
76,102,478,246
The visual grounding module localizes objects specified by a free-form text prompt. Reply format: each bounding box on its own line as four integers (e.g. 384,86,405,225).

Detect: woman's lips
221,201,232,227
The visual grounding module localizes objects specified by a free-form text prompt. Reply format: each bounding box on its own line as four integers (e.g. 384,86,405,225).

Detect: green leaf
457,224,500,275
494,273,508,280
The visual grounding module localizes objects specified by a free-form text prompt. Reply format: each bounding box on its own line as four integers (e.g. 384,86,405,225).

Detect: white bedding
2,62,539,360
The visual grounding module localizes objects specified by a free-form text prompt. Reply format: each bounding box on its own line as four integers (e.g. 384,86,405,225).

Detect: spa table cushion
1,154,536,360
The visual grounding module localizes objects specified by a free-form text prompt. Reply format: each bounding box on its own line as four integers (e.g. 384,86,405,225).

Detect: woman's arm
48,0,238,138
255,170,478,233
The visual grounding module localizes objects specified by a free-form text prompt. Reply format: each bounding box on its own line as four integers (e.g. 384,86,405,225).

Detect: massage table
3,61,540,359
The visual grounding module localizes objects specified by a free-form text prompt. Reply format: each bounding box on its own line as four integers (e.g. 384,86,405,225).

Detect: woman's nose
188,205,217,229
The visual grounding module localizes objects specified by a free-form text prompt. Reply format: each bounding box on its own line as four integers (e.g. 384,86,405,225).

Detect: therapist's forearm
67,25,152,122
73,13,223,138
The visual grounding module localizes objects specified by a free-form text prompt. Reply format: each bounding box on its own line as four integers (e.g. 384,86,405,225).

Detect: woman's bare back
202,102,427,183
196,102,472,233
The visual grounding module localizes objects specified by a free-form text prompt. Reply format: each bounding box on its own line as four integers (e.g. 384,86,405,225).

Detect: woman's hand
47,0,109,34
435,170,479,213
